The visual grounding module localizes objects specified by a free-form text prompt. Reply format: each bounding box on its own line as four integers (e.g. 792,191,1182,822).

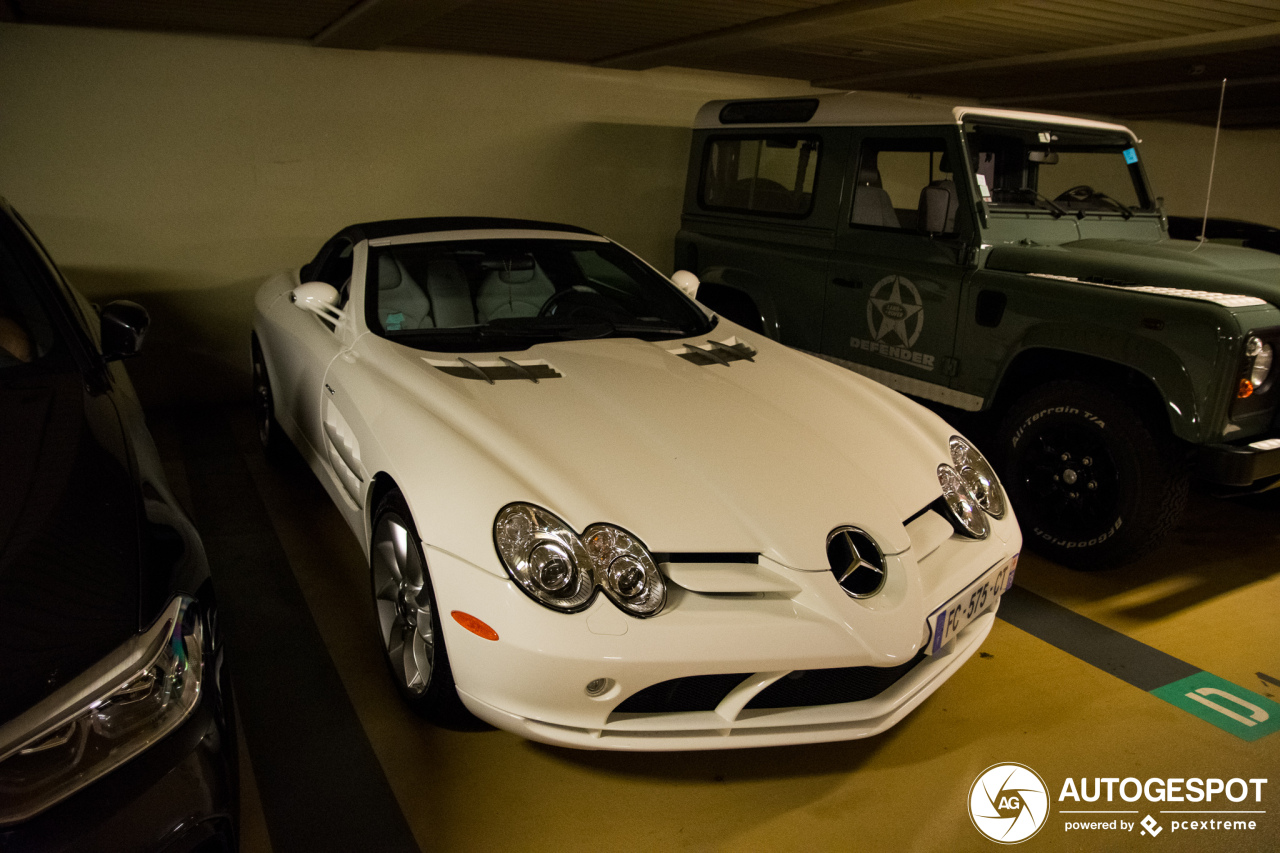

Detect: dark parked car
1168,215,1280,255
0,198,237,851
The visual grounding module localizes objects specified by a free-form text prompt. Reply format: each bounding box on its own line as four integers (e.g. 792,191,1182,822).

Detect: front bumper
460,609,996,751
426,507,1018,751
1196,437,1280,487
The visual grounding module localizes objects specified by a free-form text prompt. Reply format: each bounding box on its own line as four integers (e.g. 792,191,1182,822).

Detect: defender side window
700,136,820,217
851,139,958,235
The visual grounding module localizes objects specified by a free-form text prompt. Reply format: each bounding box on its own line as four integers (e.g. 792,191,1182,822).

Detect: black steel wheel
370,491,470,723
996,380,1188,569
250,334,288,459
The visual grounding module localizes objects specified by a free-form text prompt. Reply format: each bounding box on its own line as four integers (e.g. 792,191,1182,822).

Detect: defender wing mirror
291,281,345,324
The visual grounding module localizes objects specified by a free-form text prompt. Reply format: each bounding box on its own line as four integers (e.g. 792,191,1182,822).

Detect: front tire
370,492,470,724
250,334,288,459
996,380,1188,570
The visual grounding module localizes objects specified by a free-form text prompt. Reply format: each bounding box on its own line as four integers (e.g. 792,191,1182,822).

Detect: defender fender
993,324,1205,444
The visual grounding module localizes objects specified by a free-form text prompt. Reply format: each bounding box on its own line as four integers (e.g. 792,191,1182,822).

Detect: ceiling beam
982,74,1280,108
815,22,1280,89
594,0,994,71
312,0,472,50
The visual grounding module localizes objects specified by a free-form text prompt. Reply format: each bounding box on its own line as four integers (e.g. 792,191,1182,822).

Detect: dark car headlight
0,596,203,826
493,503,666,617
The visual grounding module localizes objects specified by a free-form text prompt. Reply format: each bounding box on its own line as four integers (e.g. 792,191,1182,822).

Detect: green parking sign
1152,672,1280,742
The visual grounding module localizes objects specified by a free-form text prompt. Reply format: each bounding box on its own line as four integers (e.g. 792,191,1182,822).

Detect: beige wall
1131,119,1280,226
4,23,1278,406
0,23,818,404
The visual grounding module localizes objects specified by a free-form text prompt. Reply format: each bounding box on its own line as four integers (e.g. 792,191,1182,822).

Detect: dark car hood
0,365,142,724
986,238,1280,306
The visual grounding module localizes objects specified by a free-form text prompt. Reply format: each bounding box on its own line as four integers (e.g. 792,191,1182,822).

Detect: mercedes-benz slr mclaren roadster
251,217,1021,750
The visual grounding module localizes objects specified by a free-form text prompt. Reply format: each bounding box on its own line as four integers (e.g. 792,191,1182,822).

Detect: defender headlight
1250,340,1272,388
0,596,203,826
938,464,990,539
494,504,666,617
950,435,1006,519
583,525,666,617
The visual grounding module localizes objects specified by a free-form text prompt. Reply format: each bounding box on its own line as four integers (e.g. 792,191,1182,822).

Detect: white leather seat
376,254,432,332
476,264,556,322
425,257,476,328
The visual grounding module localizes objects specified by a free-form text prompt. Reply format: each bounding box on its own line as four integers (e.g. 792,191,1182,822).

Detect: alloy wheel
371,513,435,694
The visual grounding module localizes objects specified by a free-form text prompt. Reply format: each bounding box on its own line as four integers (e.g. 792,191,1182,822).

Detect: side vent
667,337,757,367
322,399,367,504
425,357,561,383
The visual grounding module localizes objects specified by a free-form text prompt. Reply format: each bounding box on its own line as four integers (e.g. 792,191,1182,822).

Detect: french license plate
926,555,1018,655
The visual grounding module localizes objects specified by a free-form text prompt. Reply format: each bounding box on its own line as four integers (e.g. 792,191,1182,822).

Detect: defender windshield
964,124,1154,217
366,238,712,352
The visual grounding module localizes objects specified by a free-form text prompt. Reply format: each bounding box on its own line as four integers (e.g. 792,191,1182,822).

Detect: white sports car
251,217,1021,751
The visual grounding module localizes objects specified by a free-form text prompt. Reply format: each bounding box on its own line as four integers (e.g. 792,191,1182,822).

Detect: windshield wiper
1090,192,1133,219
1012,188,1072,219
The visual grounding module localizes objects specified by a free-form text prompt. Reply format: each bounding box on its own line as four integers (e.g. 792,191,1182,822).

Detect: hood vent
425,357,561,384
667,337,757,367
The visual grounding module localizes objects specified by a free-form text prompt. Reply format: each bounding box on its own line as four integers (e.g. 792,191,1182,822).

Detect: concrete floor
150,407,1279,853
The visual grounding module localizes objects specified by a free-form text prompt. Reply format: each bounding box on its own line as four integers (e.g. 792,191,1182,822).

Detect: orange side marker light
1238,378,1255,399
451,611,499,641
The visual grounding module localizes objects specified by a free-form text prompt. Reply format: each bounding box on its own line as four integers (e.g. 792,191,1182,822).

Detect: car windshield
366,237,712,352
965,123,1154,216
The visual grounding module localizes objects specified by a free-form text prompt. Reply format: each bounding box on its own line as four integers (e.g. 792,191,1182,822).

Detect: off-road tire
996,380,1188,570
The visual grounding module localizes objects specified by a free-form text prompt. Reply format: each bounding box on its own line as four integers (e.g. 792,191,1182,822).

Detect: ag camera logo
970,763,1051,844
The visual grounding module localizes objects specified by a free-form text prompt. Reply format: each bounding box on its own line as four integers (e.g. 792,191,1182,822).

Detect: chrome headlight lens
938,464,990,539
494,504,666,617
950,435,1006,519
583,525,666,617
494,504,595,611
0,596,203,827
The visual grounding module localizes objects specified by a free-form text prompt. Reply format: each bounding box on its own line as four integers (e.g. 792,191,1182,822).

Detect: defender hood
986,238,1280,306
381,330,958,572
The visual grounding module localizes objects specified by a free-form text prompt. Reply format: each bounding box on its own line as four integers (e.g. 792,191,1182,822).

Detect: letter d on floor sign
1152,672,1280,741
1187,688,1269,727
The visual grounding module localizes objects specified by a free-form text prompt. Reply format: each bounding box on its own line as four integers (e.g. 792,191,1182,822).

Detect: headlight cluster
494,504,666,617
0,597,203,826
1240,335,1273,398
937,436,1006,539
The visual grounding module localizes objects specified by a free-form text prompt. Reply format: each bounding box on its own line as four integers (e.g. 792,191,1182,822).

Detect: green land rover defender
676,92,1280,569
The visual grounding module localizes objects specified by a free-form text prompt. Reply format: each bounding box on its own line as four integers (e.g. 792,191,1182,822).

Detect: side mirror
100,300,150,361
291,281,344,324
671,270,700,299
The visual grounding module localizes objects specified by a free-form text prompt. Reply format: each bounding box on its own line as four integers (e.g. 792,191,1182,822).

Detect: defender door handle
832,277,862,289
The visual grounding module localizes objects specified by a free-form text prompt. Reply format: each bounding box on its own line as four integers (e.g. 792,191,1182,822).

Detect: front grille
613,673,751,714
743,651,927,710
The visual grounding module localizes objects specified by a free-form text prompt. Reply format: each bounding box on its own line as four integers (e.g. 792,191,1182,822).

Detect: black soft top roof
343,216,599,242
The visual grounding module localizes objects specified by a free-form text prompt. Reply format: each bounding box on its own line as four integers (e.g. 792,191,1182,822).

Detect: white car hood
373,330,951,572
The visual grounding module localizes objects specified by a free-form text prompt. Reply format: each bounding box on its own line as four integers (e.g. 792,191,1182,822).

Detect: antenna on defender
1193,77,1228,252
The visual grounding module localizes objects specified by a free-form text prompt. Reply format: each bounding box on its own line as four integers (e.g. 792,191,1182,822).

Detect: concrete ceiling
4,0,1280,127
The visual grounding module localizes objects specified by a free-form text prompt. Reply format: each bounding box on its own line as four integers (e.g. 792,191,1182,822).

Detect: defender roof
694,91,1137,139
